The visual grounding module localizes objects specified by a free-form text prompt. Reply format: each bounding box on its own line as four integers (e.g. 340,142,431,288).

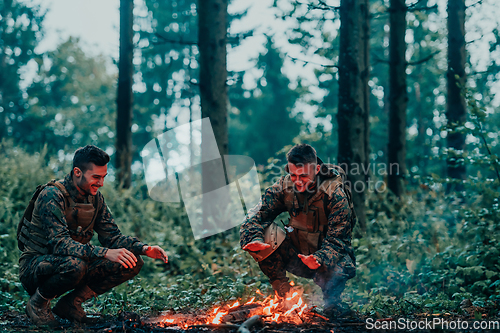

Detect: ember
155,283,320,329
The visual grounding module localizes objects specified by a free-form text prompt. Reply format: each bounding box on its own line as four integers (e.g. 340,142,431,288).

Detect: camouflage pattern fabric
240,167,356,299
19,254,144,298
19,173,147,297
240,173,356,271
258,237,351,305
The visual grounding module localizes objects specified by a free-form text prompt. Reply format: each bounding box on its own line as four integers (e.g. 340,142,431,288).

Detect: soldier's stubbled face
74,163,108,196
288,162,320,193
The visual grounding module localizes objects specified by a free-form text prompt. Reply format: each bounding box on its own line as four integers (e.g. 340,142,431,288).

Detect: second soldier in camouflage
240,144,356,319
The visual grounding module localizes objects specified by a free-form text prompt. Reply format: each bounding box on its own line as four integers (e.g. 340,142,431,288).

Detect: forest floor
2,309,500,333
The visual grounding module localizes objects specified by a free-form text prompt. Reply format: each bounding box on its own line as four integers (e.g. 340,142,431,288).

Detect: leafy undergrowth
1,140,500,323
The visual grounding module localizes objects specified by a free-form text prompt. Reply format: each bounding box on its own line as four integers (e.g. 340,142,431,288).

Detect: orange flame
212,310,228,324
245,297,255,305
158,284,310,327
286,292,299,301
298,303,307,316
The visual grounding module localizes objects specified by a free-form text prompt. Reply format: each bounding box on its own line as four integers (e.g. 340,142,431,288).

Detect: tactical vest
17,179,100,254
283,164,355,255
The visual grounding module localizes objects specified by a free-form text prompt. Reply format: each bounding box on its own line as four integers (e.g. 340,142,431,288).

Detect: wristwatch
142,245,149,254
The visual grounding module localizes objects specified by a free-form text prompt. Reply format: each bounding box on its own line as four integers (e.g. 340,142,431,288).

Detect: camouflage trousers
258,237,355,307
19,254,144,298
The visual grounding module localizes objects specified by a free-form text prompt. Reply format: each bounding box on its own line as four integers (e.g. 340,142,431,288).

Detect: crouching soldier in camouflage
240,144,356,319
18,145,168,327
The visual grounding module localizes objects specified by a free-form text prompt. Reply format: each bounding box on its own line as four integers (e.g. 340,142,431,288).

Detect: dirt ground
2,310,500,333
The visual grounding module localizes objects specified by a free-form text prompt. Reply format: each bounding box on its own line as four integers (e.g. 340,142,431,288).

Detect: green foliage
0,0,44,140
229,36,303,165
2,92,500,317
24,37,116,154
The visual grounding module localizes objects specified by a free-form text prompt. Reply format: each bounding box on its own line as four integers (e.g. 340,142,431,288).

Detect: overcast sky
34,0,299,78
25,0,500,110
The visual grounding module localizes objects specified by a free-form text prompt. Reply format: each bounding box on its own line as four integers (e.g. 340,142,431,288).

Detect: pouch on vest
288,204,324,255
65,201,96,244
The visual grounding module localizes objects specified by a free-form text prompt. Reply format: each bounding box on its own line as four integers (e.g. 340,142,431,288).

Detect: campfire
151,282,329,329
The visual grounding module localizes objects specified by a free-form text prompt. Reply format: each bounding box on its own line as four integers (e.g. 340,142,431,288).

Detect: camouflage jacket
19,173,147,263
240,171,355,270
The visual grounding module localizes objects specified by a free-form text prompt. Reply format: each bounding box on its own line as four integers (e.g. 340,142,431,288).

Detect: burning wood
151,284,329,330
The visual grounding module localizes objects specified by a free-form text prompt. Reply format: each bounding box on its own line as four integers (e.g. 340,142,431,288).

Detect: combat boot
25,288,59,327
53,285,98,323
323,301,354,321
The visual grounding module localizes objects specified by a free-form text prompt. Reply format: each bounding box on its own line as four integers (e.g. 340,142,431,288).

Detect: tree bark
198,0,229,235
361,0,370,181
198,0,229,156
116,0,134,188
337,0,370,232
387,0,407,197
446,0,466,188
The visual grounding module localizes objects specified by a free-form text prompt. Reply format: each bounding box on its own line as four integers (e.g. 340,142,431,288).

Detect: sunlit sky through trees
21,0,500,125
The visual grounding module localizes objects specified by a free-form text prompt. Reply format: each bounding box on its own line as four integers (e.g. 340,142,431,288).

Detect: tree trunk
361,0,370,182
337,0,370,232
116,0,134,188
198,0,229,157
198,0,229,236
387,0,407,197
446,0,466,188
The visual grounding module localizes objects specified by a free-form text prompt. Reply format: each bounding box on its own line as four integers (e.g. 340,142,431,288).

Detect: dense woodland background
1,0,500,319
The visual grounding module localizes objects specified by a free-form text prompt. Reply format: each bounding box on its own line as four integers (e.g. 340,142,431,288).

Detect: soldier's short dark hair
286,144,317,165
73,145,110,173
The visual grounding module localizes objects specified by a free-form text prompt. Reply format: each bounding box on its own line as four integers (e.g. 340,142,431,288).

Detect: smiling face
73,163,108,196
288,162,320,193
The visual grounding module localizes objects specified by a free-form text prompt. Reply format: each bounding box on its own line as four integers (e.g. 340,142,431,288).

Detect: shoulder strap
320,165,357,230
50,180,70,199
282,175,295,213
17,179,66,251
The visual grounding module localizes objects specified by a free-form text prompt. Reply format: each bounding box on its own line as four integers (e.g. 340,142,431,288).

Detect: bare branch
372,0,436,19
147,30,253,48
467,0,482,8
293,0,340,11
407,5,438,12
466,37,483,45
152,33,197,45
287,54,338,68
407,50,441,66
407,0,438,12
372,54,390,65
227,31,254,45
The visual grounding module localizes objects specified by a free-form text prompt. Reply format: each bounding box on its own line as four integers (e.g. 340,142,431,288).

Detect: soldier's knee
61,257,88,282
125,256,144,277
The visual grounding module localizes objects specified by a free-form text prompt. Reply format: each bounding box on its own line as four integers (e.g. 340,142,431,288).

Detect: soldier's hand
105,248,137,268
242,241,271,252
143,245,168,263
298,254,321,270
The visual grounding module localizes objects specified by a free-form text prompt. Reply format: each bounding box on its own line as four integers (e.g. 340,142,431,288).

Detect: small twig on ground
308,312,329,321
189,323,240,329
237,315,262,333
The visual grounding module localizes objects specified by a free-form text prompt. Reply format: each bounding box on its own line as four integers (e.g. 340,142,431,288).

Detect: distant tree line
1,0,499,233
